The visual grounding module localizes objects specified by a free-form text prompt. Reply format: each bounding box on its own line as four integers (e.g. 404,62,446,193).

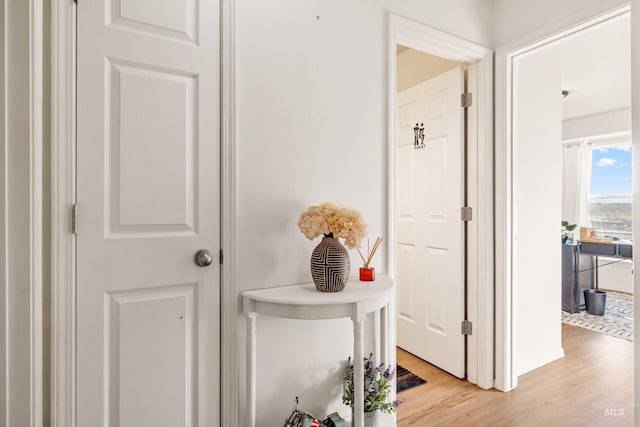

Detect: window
588,142,632,234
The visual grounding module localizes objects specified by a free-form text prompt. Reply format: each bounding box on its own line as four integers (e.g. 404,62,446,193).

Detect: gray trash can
584,289,606,316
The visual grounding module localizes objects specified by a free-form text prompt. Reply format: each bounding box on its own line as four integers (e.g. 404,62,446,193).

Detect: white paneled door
76,1,220,426
395,67,465,378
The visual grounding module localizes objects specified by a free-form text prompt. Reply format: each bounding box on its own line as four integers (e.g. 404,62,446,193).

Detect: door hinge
71,204,78,235
461,320,473,336
461,93,472,108
461,206,473,221
219,249,223,265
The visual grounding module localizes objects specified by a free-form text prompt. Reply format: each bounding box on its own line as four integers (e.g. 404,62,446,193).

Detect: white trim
466,57,494,389
466,63,480,385
28,0,44,425
220,0,238,425
2,0,46,422
590,194,632,200
393,15,489,64
51,0,76,425
388,13,494,390
494,41,514,392
633,0,640,421
494,4,630,392
564,130,632,146
385,18,397,402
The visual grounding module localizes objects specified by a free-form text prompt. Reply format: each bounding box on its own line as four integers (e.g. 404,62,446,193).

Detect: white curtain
562,141,592,229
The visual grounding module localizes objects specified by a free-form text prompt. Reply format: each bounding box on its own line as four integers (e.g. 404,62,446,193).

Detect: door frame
494,4,631,392
387,14,494,389
2,0,45,424
50,1,238,426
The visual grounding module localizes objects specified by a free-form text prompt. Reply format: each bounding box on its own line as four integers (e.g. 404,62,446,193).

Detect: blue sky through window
590,146,632,195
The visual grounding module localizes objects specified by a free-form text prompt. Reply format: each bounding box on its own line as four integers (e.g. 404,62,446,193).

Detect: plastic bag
283,398,321,427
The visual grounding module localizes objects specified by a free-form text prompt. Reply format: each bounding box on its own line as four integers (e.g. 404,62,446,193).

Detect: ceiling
555,15,631,120
396,46,461,92
397,15,630,121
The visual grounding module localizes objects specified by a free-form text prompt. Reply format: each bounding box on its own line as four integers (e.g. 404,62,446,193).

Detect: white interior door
395,66,465,378
76,1,220,426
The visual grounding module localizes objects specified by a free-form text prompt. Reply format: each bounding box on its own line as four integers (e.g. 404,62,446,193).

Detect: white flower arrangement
297,202,366,249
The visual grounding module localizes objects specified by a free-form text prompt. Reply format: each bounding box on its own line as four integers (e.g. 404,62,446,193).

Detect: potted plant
561,220,577,244
342,353,400,427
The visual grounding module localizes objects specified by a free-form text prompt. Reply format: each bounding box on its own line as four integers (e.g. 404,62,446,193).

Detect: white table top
242,275,395,427
242,275,393,306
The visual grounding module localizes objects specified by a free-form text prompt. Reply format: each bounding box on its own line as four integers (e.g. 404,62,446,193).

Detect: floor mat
396,364,427,393
561,290,633,341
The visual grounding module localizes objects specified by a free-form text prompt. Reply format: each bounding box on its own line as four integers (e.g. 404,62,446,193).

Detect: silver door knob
194,249,213,267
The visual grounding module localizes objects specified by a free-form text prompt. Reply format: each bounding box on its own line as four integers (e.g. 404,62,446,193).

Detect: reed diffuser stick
357,236,383,268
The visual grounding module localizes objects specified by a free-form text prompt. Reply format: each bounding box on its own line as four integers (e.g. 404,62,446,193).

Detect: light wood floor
396,324,633,426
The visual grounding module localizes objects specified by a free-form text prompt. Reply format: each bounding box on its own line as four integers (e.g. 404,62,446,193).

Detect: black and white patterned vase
310,233,350,292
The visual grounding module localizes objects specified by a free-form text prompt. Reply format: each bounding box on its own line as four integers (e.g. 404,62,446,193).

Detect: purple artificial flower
341,353,401,414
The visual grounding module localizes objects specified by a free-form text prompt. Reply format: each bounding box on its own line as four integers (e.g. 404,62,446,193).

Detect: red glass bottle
359,267,375,281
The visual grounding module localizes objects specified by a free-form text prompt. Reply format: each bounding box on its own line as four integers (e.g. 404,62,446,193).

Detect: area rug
396,365,426,393
561,290,633,341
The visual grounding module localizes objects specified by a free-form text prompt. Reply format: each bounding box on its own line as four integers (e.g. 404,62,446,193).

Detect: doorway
394,48,467,378
497,5,633,392
51,1,225,425
387,14,494,391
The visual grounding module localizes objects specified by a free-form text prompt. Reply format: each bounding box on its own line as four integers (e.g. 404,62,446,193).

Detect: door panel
397,243,416,322
395,66,465,378
110,0,196,42
426,247,447,332
107,61,198,236
77,0,220,425
396,145,415,218
106,285,196,426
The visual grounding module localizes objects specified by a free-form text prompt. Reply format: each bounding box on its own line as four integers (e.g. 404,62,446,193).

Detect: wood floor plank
396,324,633,426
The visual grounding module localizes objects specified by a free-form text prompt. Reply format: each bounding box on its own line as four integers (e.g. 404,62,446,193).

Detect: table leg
353,320,364,427
574,247,581,311
246,313,258,427
373,311,380,364
595,255,599,290
381,304,388,367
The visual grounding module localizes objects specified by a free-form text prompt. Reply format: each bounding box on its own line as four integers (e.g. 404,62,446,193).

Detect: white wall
492,0,629,47
513,48,564,376
236,0,491,424
563,108,631,140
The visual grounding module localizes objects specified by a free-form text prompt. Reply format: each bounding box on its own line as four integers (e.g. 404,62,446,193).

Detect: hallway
397,324,633,426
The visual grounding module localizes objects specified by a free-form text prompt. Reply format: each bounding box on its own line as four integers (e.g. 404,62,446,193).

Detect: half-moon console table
242,276,394,427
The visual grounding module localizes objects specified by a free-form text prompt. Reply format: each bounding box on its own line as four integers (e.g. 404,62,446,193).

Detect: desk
242,276,394,427
562,244,593,313
577,240,633,290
